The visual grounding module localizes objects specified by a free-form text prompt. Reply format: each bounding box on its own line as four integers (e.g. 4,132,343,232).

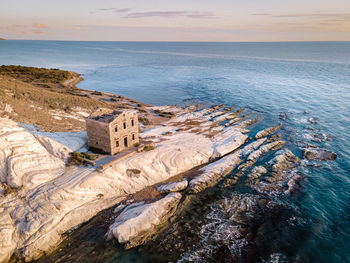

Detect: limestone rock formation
0,118,64,189
107,193,182,247
303,146,336,161
247,166,267,180
0,107,252,262
157,180,188,193
255,125,280,139
189,138,267,193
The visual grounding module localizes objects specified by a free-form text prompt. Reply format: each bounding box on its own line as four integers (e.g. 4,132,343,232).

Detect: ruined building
86,108,139,154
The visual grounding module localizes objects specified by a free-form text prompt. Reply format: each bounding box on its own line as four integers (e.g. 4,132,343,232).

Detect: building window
123,122,126,129
132,134,135,140
114,125,118,132
131,119,134,126
116,140,119,147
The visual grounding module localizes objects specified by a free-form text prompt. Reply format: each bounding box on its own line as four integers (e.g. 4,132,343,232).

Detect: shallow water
1,41,350,262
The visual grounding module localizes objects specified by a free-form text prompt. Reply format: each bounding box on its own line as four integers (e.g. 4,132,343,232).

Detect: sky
1,0,350,41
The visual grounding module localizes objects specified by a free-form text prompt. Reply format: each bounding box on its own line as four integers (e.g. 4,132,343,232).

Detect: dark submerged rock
303,146,336,161
279,113,286,121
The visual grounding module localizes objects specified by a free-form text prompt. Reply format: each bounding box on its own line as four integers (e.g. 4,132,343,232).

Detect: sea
1,41,350,263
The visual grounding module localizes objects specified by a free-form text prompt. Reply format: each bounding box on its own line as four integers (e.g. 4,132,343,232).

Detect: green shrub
91,91,103,96
67,151,96,166
144,145,155,151
82,152,96,160
138,117,150,125
0,65,70,85
154,109,175,118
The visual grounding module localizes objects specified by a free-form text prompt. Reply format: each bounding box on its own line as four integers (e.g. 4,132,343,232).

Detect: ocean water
1,41,350,262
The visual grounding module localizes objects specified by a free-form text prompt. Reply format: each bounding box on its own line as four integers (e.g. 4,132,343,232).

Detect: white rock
23,125,87,153
247,166,267,180
247,141,285,162
189,151,242,193
255,125,280,139
0,110,251,262
189,138,267,193
140,125,178,139
156,180,188,193
212,127,248,157
35,135,71,159
4,104,14,114
0,118,64,189
107,193,182,245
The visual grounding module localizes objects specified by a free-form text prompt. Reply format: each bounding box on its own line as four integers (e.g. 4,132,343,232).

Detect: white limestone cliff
0,108,251,262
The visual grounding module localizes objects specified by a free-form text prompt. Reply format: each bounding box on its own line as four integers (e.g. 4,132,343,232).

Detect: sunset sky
1,0,350,41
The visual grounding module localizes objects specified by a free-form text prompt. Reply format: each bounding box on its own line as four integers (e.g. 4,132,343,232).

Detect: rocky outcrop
302,146,336,161
249,150,301,195
189,151,242,193
269,150,299,175
157,180,188,193
178,193,292,263
247,166,267,181
0,118,64,189
107,193,182,248
22,124,87,158
0,107,252,262
247,140,285,162
255,125,280,139
189,138,267,193
35,135,72,159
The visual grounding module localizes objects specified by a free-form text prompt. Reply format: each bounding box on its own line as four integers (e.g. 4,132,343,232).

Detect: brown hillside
0,65,153,132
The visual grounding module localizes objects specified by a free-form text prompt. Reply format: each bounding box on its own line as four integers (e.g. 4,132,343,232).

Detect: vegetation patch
144,145,155,151
154,109,175,118
67,151,97,166
0,65,73,89
139,117,150,125
91,91,103,96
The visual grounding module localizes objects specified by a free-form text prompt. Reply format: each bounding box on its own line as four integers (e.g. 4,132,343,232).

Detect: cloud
186,12,217,19
272,13,350,19
32,29,44,34
250,12,350,31
252,13,271,16
0,24,27,34
0,23,51,36
126,11,186,18
90,7,217,19
252,13,350,20
33,23,49,29
125,11,216,19
90,8,131,14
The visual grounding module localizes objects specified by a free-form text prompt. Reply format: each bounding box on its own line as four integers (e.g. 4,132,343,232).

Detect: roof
88,108,137,123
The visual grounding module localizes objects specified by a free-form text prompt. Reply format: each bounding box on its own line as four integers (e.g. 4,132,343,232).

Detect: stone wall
109,112,139,154
86,119,111,153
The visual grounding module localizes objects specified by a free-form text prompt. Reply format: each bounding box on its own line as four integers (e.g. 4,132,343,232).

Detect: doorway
124,137,128,147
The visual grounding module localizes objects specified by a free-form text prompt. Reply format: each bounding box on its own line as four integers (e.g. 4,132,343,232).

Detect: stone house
86,108,139,154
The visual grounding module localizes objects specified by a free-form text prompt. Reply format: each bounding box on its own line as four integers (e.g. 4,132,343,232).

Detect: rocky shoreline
0,67,337,263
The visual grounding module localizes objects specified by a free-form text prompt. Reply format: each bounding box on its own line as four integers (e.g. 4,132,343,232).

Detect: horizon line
2,39,350,43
